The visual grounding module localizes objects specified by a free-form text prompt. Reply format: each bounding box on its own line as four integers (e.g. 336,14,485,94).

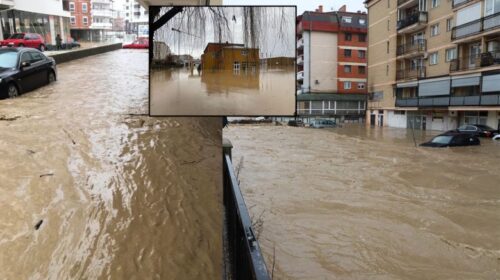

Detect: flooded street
224,125,500,279
150,67,295,116
0,50,222,279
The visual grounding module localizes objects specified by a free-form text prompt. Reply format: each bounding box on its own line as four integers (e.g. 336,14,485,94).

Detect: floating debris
34,220,43,230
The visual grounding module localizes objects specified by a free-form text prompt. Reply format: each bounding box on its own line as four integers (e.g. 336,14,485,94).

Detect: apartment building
366,0,500,131
296,5,367,122
123,0,148,36
68,0,115,41
0,0,71,44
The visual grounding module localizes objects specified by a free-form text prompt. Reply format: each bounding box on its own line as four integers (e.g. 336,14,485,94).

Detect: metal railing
396,94,500,107
396,66,426,80
297,108,365,116
452,12,500,40
397,11,428,30
223,142,270,280
450,50,500,72
396,39,426,56
452,0,474,8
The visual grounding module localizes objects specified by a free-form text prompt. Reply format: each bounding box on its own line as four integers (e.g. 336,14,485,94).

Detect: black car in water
451,124,499,138
420,132,480,148
0,47,57,99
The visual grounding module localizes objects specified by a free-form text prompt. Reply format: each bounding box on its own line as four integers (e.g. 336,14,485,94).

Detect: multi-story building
296,5,368,123
201,42,259,71
0,0,71,44
68,0,115,41
124,0,148,36
366,0,500,131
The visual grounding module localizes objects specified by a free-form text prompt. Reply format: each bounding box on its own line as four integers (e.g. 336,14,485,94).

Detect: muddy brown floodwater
150,67,295,116
0,50,223,279
224,124,500,279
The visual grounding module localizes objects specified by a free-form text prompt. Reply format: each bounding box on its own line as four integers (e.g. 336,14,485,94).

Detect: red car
123,37,149,49
0,33,46,51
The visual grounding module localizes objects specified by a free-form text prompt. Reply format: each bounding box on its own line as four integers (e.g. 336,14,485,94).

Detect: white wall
310,31,337,92
387,111,407,128
487,111,500,129
301,31,310,92
14,0,69,17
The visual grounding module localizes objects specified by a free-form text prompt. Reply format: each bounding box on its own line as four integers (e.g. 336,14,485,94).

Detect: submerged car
0,48,57,98
310,119,336,128
420,132,480,148
123,37,149,49
493,134,500,141
451,124,499,138
0,33,46,51
288,119,304,127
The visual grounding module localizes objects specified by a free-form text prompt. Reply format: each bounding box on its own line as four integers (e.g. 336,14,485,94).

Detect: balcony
395,97,418,107
297,71,304,81
396,39,426,56
452,0,474,9
452,12,500,41
92,10,114,18
397,11,428,32
396,94,500,107
297,55,303,65
450,50,500,72
0,0,14,8
90,22,113,29
396,66,426,80
397,0,418,8
297,38,304,49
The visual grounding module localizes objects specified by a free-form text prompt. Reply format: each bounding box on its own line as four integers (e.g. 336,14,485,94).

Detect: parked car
0,33,46,51
420,132,480,148
310,119,336,128
493,134,500,141
123,37,149,49
450,124,499,138
0,48,57,99
288,119,304,127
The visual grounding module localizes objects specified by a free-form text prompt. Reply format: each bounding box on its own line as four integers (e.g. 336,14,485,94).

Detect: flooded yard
0,50,222,279
224,124,500,279
150,67,295,116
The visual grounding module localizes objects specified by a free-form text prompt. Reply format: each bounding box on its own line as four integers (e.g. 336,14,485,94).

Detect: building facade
201,42,259,72
296,5,368,122
68,0,115,41
0,0,71,45
124,0,147,36
366,0,500,131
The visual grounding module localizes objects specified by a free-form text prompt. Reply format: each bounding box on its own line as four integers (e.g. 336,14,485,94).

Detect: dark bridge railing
223,140,270,280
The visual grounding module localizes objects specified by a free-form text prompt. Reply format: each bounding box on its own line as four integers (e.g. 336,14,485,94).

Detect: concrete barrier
47,43,123,64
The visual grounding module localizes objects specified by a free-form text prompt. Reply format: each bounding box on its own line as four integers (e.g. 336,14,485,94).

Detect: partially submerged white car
493,134,500,140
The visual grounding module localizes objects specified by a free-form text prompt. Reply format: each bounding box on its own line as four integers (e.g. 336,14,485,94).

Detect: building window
82,3,88,13
233,61,240,71
344,65,352,73
358,34,366,42
241,50,248,56
344,49,352,57
359,18,366,25
445,48,457,62
429,52,438,65
430,24,439,36
387,20,390,30
344,81,352,89
386,64,389,75
345,33,352,41
431,0,440,8
343,17,352,23
358,66,366,74
70,16,75,25
358,83,366,89
386,41,389,53
83,16,88,26
358,50,366,58
446,18,453,31
69,2,75,11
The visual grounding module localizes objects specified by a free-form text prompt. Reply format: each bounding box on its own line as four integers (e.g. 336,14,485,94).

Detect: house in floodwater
201,42,259,72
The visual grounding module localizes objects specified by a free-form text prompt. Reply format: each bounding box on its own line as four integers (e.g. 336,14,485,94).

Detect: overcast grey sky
222,0,367,14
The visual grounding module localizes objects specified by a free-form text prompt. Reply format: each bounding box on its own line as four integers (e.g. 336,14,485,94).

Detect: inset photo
149,6,296,116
